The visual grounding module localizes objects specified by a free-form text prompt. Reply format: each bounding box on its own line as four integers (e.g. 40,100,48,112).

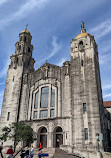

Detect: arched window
81,60,83,66
34,92,39,109
79,41,83,45
16,57,18,64
13,76,15,82
40,110,48,118
83,103,87,113
56,127,63,132
39,127,47,148
19,45,21,51
84,128,88,140
20,36,22,41
51,89,55,107
40,87,49,108
79,41,84,51
7,112,10,121
33,86,56,119
54,127,63,147
50,109,54,117
33,111,37,119
28,47,30,52
24,36,27,42
40,127,47,133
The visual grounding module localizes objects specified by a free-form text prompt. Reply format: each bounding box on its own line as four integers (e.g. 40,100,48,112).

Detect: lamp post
96,133,100,152
96,133,103,158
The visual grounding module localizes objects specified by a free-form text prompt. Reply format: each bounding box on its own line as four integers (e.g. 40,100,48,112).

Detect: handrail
13,148,22,158
0,151,4,158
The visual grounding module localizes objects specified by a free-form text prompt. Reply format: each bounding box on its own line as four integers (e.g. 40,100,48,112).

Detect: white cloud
99,40,111,54
56,58,66,66
103,93,111,99
35,36,62,67
0,58,10,79
89,18,111,39
0,0,9,5
98,40,111,65
48,36,62,59
0,0,50,30
99,53,111,65
103,84,111,91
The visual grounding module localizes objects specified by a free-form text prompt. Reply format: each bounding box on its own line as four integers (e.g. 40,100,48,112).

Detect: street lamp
96,133,100,152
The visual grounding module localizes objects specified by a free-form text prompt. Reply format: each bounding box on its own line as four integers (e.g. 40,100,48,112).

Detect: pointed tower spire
81,22,86,33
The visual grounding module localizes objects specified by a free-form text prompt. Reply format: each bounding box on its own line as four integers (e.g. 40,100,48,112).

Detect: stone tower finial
81,22,86,33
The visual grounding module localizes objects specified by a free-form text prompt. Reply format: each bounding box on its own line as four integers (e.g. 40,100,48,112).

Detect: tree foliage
0,126,11,141
0,122,35,151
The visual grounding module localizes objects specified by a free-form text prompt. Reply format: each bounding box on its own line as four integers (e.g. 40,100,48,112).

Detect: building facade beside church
0,23,111,154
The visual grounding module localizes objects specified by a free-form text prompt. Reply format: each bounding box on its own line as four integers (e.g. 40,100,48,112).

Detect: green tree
0,126,11,141
0,122,36,151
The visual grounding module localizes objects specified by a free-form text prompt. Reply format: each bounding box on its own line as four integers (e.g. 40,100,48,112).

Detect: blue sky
0,0,111,113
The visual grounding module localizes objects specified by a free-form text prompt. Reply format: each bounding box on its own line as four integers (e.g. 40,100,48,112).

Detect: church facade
0,23,110,153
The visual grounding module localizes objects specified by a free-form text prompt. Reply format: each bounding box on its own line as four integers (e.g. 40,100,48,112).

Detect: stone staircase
53,148,80,158
33,147,79,158
28,147,79,158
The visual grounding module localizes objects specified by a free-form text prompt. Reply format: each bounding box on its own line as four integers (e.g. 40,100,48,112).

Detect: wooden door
56,134,63,147
40,134,47,148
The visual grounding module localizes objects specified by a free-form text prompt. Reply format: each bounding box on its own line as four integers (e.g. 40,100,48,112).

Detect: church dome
75,32,90,39
21,29,30,34
75,22,90,39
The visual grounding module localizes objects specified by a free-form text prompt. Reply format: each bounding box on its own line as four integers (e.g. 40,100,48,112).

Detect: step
53,155,78,158
53,148,79,158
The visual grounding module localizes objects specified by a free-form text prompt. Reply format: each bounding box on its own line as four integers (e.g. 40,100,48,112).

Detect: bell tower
14,29,34,71
70,23,105,150
0,29,35,137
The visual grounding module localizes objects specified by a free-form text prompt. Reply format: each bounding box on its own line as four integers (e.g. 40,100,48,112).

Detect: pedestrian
6,145,14,158
0,142,3,158
38,148,42,158
38,148,42,154
30,146,34,158
25,147,29,158
40,142,42,150
20,149,26,158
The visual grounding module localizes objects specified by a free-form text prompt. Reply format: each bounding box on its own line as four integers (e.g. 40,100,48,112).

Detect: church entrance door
56,133,63,147
54,126,63,147
40,134,47,148
39,127,47,148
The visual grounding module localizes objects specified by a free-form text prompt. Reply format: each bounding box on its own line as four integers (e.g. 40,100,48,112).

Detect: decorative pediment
38,62,60,79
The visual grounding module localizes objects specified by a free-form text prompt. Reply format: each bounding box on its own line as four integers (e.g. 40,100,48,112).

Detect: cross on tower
81,22,86,33
26,24,28,30
81,22,84,29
